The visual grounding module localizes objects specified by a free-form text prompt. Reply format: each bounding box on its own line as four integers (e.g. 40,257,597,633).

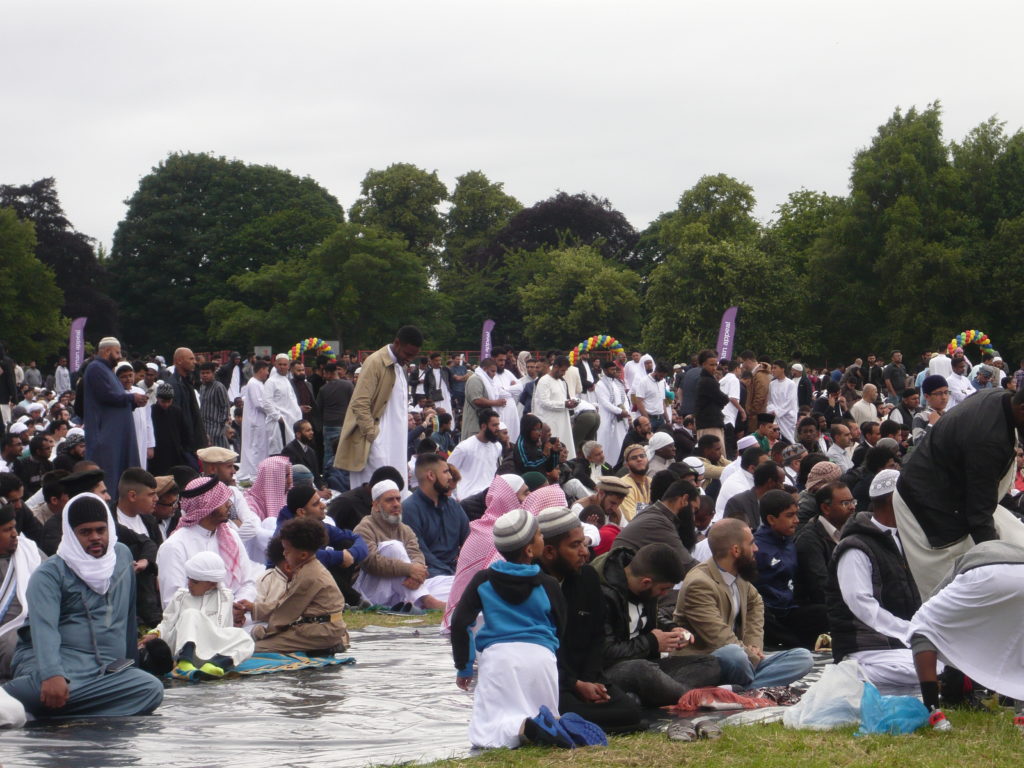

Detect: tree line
2,101,1024,366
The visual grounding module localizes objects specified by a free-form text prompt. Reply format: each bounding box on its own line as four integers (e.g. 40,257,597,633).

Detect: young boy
450,508,604,749
257,535,291,605
754,490,828,649
139,551,254,677
238,518,348,654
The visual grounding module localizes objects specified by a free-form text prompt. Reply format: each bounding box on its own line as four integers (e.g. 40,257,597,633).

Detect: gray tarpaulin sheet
2,623,473,768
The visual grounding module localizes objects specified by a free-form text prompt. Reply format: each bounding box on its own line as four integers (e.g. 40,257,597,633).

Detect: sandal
666,720,697,742
694,719,723,740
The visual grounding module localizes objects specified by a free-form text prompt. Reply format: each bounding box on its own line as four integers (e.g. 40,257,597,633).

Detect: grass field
417,708,1022,768
344,607,445,632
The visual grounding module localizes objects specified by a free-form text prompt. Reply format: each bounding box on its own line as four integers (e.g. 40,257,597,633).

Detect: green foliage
108,152,343,353
517,246,641,349
349,163,448,269
208,221,444,352
443,170,521,269
0,208,68,361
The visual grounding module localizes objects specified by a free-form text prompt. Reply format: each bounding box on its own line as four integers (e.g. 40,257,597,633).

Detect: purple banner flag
480,319,495,360
69,317,88,372
716,306,738,361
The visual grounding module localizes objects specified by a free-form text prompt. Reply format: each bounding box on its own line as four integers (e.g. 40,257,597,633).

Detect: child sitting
450,508,605,749
257,535,291,606
140,551,255,677
238,518,349,654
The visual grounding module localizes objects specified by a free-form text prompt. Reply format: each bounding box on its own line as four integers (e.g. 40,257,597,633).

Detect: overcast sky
5,0,1023,250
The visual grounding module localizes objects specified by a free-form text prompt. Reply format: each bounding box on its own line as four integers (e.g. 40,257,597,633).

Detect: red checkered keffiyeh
244,455,292,520
523,483,568,515
442,475,526,632
176,476,244,586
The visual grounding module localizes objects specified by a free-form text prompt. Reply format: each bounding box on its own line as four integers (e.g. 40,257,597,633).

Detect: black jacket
327,485,372,531
280,439,324,488
611,501,697,578
167,371,208,452
897,389,1019,547
695,369,729,430
562,457,613,492
553,564,607,690
594,547,662,668
794,516,836,608
317,379,354,429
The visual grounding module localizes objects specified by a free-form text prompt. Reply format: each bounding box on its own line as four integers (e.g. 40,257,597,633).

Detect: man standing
767,360,798,443
1,494,164,722
198,362,231,449
534,356,578,459
631,361,670,432
418,352,453,418
238,360,271,482
335,327,423,488
167,347,208,458
490,351,522,444
461,358,507,442
54,357,71,395
316,362,353,471
83,338,147,501
694,350,729,443
595,360,630,468
881,350,908,405
740,351,771,433
946,357,975,409
261,354,303,456
448,410,502,501
216,351,247,401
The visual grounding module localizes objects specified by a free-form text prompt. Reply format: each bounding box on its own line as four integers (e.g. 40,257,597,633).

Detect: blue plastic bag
855,682,929,735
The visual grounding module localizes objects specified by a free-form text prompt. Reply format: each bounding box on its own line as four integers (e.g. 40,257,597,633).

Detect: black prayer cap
62,469,106,498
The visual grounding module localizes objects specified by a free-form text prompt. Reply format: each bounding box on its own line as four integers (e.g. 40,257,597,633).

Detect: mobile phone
549,437,559,445
105,658,135,675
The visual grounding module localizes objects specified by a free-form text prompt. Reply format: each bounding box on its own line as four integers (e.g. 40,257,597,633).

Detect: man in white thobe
491,351,522,443
533,357,577,460
767,361,799,443
595,360,630,467
261,354,303,455
238,362,271,482
418,353,452,417
448,410,503,501
0,507,44,680
623,351,644,393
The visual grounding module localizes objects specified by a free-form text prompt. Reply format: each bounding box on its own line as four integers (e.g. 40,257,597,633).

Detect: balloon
568,335,625,365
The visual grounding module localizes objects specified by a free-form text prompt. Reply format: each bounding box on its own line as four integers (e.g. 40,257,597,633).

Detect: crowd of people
1,333,1023,744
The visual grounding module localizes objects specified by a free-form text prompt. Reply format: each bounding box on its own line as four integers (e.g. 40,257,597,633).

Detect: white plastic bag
782,659,863,730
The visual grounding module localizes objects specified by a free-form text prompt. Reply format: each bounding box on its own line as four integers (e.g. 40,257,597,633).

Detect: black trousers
763,604,828,650
558,683,646,733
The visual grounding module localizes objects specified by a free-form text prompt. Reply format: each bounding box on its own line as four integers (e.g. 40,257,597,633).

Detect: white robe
492,369,523,443
227,365,242,401
623,359,644,393
714,469,754,522
353,540,432,607
595,376,630,467
228,485,273,564
156,524,258,607
0,535,43,645
130,384,155,469
533,374,576,460
261,370,303,455
768,377,798,443
239,377,269,481
350,350,408,488
156,586,254,665
420,366,452,417
449,437,502,500
907,562,1024,699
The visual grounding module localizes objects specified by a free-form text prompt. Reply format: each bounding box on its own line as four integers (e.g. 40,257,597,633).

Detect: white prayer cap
9,423,28,435
371,479,400,501
16,415,29,424
97,336,120,349
792,363,804,372
499,474,524,493
683,456,706,476
736,434,758,451
275,353,290,362
67,427,85,439
498,422,508,431
114,361,133,375
869,468,901,499
648,432,674,452
27,403,44,413
146,362,159,372
354,367,362,375
154,355,166,365
185,551,227,583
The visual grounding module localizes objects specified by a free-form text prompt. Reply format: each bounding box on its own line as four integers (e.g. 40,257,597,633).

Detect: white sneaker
0,687,27,728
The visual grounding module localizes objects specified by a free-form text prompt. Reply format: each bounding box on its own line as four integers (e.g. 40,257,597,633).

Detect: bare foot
420,595,446,611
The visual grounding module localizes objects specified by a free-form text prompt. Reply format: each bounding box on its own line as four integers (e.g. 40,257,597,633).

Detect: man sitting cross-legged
536,506,645,733
0,494,163,725
596,543,720,706
353,480,446,612
673,518,813,689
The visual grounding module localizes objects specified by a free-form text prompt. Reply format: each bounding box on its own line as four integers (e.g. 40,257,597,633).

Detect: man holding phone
1,494,164,724
534,356,579,460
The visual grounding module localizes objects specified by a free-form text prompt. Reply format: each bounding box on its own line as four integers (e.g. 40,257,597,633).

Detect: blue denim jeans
711,643,814,689
322,425,341,472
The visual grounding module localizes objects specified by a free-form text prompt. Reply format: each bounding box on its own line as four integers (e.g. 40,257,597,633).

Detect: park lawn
420,710,1022,768
344,608,445,632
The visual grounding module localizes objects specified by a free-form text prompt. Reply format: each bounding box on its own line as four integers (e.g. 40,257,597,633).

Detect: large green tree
207,221,446,352
517,246,641,349
0,178,118,338
0,208,67,361
348,163,448,271
109,153,343,353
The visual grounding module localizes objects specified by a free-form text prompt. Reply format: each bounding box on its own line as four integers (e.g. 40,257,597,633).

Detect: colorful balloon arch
288,337,337,361
946,329,995,357
568,335,624,365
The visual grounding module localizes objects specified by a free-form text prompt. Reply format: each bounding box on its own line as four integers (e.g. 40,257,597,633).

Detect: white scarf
0,535,41,640
476,370,501,401
228,365,242,400
56,493,119,595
